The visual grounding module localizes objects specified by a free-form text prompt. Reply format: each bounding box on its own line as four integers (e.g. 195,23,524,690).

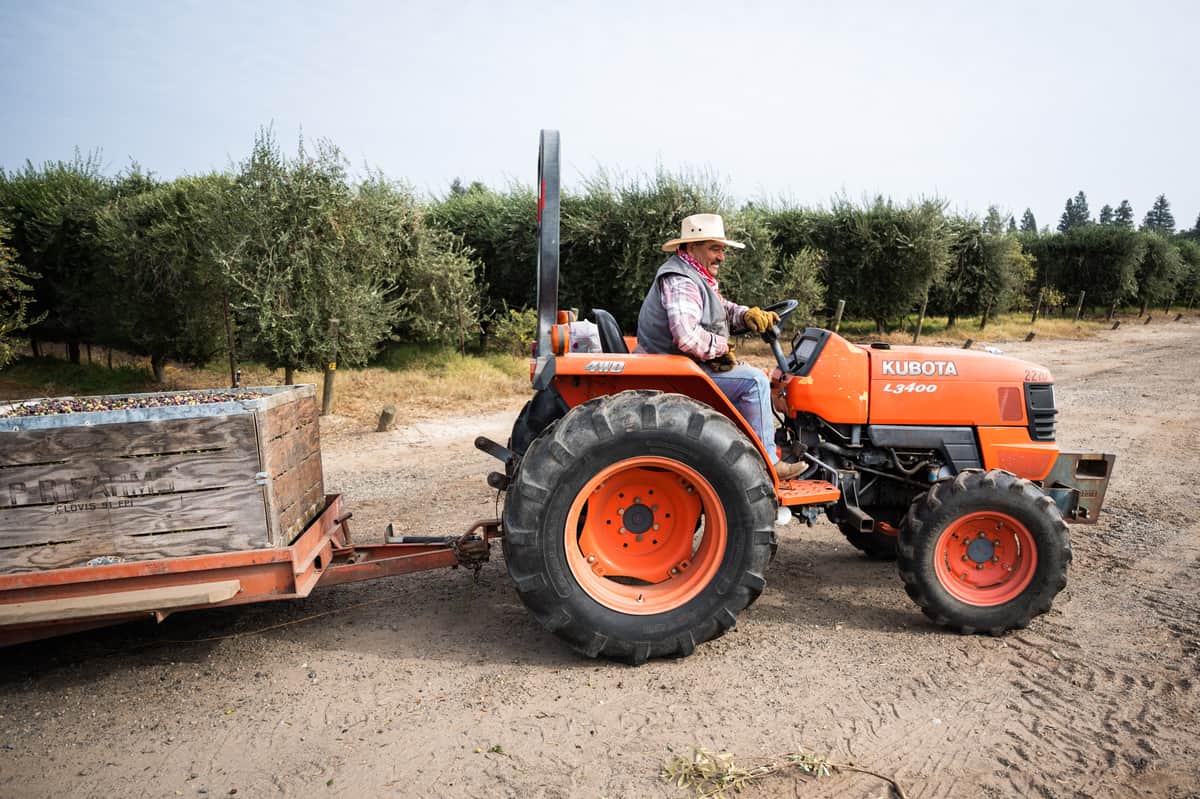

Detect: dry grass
662,747,907,798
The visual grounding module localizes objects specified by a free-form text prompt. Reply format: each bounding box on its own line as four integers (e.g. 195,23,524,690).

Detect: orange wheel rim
564,456,727,615
933,511,1037,606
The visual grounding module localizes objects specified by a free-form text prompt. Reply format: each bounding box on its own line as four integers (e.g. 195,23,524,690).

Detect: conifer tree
1099,204,1114,225
1020,208,1037,234
1141,194,1175,234
1114,200,1135,229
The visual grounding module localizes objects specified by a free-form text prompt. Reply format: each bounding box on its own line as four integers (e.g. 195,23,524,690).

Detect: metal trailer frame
0,495,501,647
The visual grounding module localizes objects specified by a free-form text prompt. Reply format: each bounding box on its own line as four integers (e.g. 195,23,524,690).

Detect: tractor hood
867,344,1053,427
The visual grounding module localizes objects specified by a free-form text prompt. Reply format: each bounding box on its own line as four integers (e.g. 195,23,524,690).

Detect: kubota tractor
477,131,1114,664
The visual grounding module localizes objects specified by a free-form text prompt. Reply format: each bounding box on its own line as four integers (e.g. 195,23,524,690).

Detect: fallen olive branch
662,746,907,799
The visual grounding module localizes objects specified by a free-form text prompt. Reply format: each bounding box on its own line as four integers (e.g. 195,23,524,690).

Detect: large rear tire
502,391,777,663
898,469,1070,634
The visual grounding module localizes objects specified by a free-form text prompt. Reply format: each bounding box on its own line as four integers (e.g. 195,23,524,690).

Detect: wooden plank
265,418,320,479
0,448,262,510
0,481,269,551
278,480,326,544
0,413,259,467
0,580,242,625
0,524,269,575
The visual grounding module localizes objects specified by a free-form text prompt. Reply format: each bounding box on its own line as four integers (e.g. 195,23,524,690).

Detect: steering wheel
760,299,799,373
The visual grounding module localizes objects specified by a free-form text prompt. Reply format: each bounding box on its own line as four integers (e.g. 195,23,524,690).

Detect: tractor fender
548,352,777,476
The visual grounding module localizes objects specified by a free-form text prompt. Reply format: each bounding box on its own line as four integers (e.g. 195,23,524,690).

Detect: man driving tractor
635,213,807,480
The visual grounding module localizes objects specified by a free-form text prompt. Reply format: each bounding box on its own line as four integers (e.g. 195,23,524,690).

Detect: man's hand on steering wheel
743,307,781,334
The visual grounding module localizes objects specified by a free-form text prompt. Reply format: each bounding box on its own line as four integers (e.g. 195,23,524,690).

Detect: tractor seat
591,308,629,354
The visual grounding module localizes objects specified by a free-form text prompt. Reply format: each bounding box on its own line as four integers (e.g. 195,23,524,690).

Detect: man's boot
775,459,807,480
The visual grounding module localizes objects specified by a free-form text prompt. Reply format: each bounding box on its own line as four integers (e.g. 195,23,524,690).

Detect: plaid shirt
660,250,748,360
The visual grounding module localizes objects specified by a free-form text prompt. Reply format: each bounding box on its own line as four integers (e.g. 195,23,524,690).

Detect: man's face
685,241,728,275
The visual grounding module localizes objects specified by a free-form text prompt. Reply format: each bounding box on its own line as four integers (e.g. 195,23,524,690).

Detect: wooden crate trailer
0,385,325,575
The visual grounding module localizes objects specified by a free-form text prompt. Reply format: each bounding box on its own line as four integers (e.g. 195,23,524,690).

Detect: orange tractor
477,131,1115,663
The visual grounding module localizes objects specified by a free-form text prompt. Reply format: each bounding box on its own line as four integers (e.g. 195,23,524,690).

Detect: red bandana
676,249,719,292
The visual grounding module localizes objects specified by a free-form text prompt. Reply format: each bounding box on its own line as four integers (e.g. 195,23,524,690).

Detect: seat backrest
591,308,629,354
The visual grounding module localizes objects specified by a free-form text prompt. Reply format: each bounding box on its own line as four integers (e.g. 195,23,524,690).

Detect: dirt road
2,322,1198,798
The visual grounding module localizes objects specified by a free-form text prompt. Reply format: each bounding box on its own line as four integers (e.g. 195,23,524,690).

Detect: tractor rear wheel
502,391,777,663
898,469,1070,634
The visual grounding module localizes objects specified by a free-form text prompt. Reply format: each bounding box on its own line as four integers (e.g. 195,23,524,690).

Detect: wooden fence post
832,299,845,333
1073,291,1086,322
321,318,340,417
912,292,929,344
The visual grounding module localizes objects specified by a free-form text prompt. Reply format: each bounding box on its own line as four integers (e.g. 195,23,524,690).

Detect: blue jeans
704,363,778,464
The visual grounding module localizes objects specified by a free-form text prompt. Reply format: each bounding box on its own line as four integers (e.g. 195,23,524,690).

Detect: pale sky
2,0,1197,231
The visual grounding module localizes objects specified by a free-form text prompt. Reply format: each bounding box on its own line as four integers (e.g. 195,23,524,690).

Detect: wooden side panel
259,391,324,546
0,414,270,575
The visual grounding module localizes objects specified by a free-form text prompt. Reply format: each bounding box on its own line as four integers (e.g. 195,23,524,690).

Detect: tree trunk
1106,301,1117,321
86,342,92,363
285,365,295,385
946,310,958,328
979,301,993,330
151,354,166,383
67,339,81,364
30,337,40,358
874,318,886,335
107,347,113,369
1139,300,1148,317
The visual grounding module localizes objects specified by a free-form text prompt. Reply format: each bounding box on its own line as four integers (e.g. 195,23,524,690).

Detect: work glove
743,307,781,334
705,343,736,372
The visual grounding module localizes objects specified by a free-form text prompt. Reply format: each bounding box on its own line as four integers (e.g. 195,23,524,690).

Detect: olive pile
1,391,266,418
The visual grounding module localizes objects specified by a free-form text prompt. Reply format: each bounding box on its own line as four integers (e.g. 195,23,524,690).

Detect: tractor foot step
778,479,841,507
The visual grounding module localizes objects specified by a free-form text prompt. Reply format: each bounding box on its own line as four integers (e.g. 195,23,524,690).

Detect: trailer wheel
898,469,1070,634
502,391,776,664
838,523,898,560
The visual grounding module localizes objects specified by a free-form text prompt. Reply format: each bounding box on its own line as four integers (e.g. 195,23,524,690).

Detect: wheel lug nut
636,535,644,542
961,555,968,562
992,556,1000,563
993,540,1001,546
619,527,627,534
587,555,596,563
617,508,624,515
653,524,660,531
634,497,640,504
976,563,984,570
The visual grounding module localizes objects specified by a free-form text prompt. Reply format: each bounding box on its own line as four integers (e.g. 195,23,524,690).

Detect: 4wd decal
881,359,959,377
584,360,625,373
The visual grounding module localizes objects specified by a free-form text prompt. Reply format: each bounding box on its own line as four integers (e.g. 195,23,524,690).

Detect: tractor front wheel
897,469,1070,634
502,391,777,663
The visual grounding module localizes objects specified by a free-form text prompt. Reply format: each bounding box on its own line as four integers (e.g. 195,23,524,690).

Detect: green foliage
1099,204,1114,225
1057,191,1091,232
222,131,406,373
1025,226,1143,308
559,169,734,325
0,153,115,359
0,222,42,367
1141,194,1175,235
1020,208,1037,234
426,181,537,317
1134,233,1183,312
796,197,950,332
1114,200,1135,229
487,306,538,356
933,214,1034,325
1174,239,1200,307
94,174,232,379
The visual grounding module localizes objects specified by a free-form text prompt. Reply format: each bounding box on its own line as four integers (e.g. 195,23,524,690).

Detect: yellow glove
705,343,736,372
743,307,781,334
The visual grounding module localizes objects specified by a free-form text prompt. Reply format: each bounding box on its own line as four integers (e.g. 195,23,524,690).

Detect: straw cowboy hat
660,213,745,253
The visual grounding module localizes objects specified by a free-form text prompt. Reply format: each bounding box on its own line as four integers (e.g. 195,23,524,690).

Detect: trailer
0,494,500,646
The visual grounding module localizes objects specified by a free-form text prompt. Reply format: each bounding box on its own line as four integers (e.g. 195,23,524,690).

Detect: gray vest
636,255,730,357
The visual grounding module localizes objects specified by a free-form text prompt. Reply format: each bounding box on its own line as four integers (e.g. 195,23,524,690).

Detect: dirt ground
2,321,1198,798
